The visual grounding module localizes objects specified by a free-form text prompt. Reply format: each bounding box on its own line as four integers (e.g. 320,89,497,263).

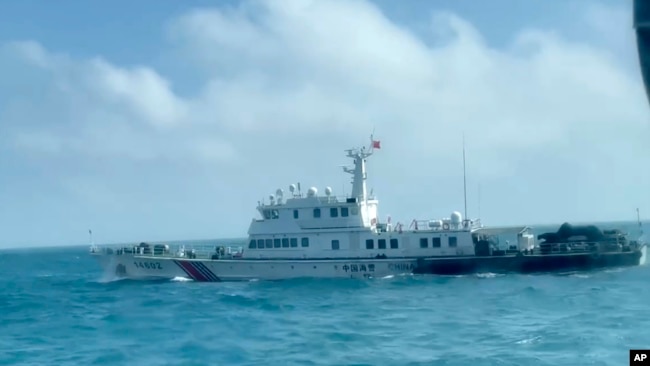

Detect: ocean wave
1,247,648,366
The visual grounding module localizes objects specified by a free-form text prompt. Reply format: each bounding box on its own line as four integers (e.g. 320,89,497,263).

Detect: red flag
372,140,381,149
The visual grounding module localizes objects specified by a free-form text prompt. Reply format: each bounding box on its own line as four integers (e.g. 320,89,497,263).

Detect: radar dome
307,187,318,197
289,184,296,193
276,188,284,197
450,211,462,224
325,187,332,196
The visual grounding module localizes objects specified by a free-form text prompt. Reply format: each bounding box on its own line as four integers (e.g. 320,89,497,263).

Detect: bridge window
271,210,279,219
293,210,299,219
331,240,340,250
420,238,428,248
249,240,257,249
273,239,281,248
313,208,321,218
257,239,264,248
341,207,349,217
265,239,273,248
301,237,309,247
263,210,271,219
390,238,398,249
432,237,441,248
282,238,290,248
378,239,386,249
449,237,457,247
351,207,359,215
330,207,338,217
366,239,374,249
290,238,298,247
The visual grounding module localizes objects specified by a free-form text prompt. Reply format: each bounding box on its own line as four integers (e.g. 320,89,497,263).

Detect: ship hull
92,244,646,281
91,253,420,281
413,245,646,275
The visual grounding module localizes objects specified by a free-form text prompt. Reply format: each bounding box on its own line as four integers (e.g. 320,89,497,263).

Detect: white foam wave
95,275,126,283
170,276,193,282
640,245,647,265
515,336,542,344
603,268,625,274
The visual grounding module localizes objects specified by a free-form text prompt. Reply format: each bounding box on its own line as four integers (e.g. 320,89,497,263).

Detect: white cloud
87,58,188,129
7,40,52,68
2,0,649,242
0,40,233,163
582,1,635,58
7,40,188,126
170,0,647,152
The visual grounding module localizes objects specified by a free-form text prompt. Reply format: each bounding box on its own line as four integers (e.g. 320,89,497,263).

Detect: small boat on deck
413,222,646,275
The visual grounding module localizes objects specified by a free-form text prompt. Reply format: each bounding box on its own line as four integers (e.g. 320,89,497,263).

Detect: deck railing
88,234,643,261
532,239,641,255
404,219,481,232
90,242,244,260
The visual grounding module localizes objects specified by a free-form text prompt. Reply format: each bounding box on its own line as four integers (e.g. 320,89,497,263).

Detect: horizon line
1,218,647,251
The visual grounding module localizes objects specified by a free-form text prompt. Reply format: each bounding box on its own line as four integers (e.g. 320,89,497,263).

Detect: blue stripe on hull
192,261,221,282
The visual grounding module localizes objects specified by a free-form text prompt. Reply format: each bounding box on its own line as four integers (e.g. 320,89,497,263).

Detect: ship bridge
247,136,382,236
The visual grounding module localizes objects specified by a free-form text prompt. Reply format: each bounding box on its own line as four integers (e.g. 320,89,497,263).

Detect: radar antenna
478,183,481,220
342,133,380,202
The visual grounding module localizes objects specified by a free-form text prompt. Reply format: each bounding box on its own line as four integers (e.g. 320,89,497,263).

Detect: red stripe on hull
175,260,209,281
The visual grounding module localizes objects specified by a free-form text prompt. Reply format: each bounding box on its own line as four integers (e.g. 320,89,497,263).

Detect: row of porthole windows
419,237,457,248
311,206,358,219
365,238,399,250
330,238,401,250
264,206,360,220
249,237,401,250
249,237,310,249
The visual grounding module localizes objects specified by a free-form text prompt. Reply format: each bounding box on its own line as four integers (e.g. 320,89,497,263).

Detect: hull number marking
134,261,162,270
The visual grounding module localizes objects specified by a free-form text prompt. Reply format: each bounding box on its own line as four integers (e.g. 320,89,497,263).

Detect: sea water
1,221,648,365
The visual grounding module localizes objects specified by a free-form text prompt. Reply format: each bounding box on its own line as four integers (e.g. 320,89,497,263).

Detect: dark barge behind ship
413,222,646,276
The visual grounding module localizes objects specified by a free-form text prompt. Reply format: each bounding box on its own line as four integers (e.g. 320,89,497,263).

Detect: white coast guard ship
89,136,534,281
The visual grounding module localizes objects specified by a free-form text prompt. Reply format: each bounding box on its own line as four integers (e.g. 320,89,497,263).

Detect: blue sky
0,0,648,248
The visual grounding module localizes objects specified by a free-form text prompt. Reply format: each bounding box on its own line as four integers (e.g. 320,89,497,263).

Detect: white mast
342,134,377,202
88,229,97,253
478,183,482,220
